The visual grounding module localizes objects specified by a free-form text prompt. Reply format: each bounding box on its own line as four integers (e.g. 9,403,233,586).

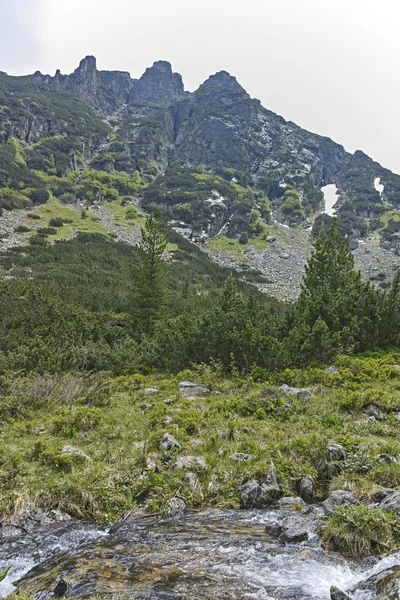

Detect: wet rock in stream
5,508,400,600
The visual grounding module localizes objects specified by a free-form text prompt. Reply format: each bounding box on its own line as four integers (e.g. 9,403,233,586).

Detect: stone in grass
230,453,253,462
165,497,186,519
178,381,210,397
278,496,305,510
299,476,315,503
322,490,360,516
325,365,339,375
278,384,313,399
173,455,207,471
327,443,347,462
379,490,400,512
144,387,160,395
160,433,181,451
62,445,91,462
363,404,385,421
241,462,283,509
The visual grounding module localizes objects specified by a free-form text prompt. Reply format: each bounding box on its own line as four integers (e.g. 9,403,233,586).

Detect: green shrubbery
323,505,400,557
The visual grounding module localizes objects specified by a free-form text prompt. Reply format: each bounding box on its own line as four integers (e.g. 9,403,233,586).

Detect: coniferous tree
133,210,167,335
286,220,381,363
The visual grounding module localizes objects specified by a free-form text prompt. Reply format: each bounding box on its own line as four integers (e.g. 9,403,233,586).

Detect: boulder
62,445,91,462
144,387,159,395
184,471,202,493
322,490,360,516
379,490,400,512
327,443,347,461
165,497,186,519
325,365,339,375
279,522,309,544
145,453,158,471
160,433,181,451
240,463,283,509
265,235,276,243
349,565,400,598
178,381,210,396
1,507,71,538
229,453,252,462
173,455,207,471
330,586,352,600
278,384,313,399
363,404,385,420
378,454,396,464
278,496,305,510
299,476,315,503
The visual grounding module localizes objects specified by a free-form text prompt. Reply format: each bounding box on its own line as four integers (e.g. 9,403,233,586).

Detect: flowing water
2,509,400,599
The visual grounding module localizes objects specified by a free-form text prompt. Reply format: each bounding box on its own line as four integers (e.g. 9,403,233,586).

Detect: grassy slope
2,354,400,523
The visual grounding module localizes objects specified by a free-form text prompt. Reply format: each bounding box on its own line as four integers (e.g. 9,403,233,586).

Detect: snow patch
374,177,384,197
321,184,338,217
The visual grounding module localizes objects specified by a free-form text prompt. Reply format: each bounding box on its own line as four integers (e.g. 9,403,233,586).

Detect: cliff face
1,55,400,239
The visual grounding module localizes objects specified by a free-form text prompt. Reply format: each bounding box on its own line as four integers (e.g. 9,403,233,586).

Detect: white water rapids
2,510,400,599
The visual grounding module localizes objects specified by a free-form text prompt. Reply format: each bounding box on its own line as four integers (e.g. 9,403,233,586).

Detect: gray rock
348,239,359,251
278,384,313,399
173,455,207,471
322,490,360,516
240,463,283,509
146,453,158,471
364,404,385,420
327,443,347,461
184,471,202,493
325,365,339,375
0,525,25,540
278,496,305,509
330,586,352,600
229,453,253,462
277,514,319,544
280,253,290,259
299,476,315,503
264,520,284,537
279,523,308,544
379,490,400,512
62,445,91,462
349,565,400,597
378,453,396,464
165,497,186,519
163,415,173,427
160,433,181,451
265,235,276,243
3,507,71,537
178,381,210,396
144,387,159,395
382,240,391,250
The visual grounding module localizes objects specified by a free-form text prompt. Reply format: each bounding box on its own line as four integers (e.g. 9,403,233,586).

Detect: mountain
0,55,400,299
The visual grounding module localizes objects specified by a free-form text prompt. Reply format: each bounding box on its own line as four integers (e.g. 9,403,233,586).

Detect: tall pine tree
286,221,381,363
133,210,167,335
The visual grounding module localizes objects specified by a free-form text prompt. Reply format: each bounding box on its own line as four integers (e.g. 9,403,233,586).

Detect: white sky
2,0,400,173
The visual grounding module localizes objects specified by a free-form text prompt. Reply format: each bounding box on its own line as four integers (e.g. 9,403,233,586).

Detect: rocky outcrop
322,490,360,516
129,61,185,106
240,463,283,508
160,433,181,451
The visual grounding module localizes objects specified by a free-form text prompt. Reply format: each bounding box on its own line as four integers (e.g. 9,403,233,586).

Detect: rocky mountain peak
72,56,98,86
129,60,185,106
197,71,247,95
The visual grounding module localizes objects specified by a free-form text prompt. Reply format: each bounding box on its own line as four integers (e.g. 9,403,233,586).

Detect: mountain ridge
1,55,400,300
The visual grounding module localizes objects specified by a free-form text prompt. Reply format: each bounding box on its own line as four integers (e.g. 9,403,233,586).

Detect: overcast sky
2,0,400,173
